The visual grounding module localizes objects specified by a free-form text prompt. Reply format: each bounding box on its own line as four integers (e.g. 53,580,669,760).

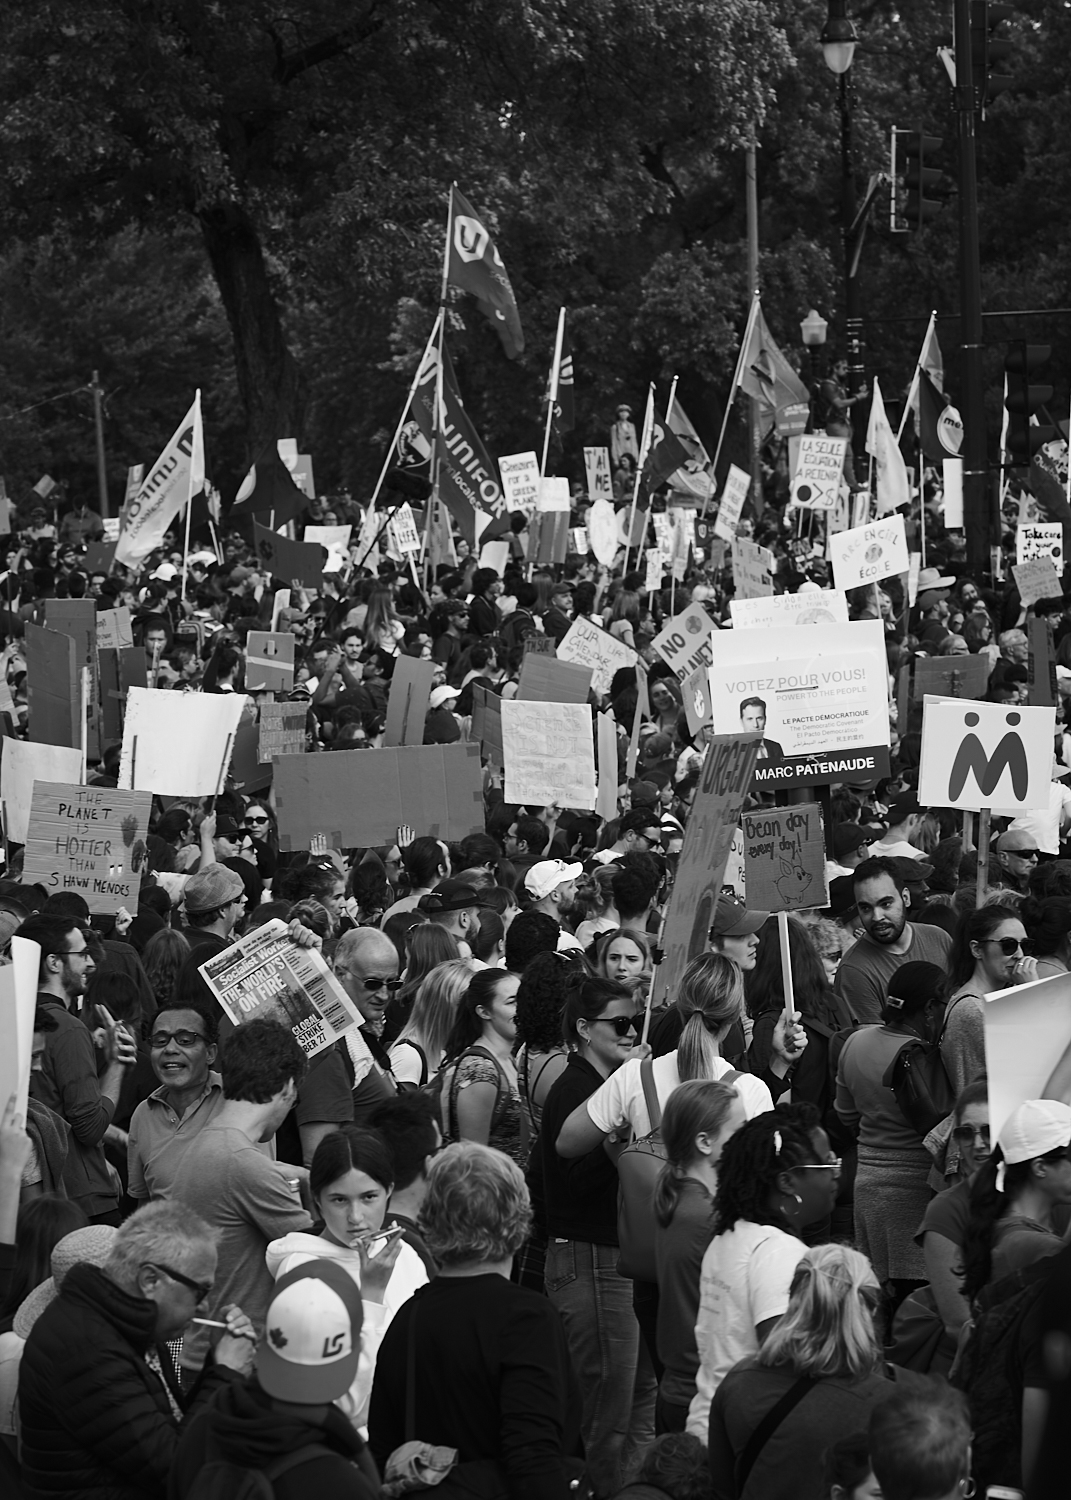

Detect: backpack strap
719,1068,744,1087
639,1057,662,1133
937,992,971,1045
263,1444,340,1483
396,1038,428,1088
733,1376,817,1493
404,1299,420,1442
447,1045,505,1140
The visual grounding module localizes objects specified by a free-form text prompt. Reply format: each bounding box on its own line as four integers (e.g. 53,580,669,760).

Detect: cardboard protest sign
229,720,272,794
0,739,83,844
741,804,828,913
912,655,990,703
790,435,846,510
1017,521,1063,571
119,688,247,796
46,601,99,761
656,735,760,1005
526,511,569,565
470,684,503,765
23,783,152,912
0,936,40,1126
478,539,510,574
523,635,557,658
984,972,1071,1139
25,624,79,749
730,589,848,630
828,514,909,591
714,464,750,542
83,541,117,575
1027,616,1057,709
516,655,593,705
388,504,421,556
501,700,596,810
730,537,774,599
245,632,295,693
254,522,326,588
918,698,1055,811
645,549,663,593
498,452,541,516
556,616,637,698
384,656,436,747
1011,557,1061,608
651,603,716,683
682,662,713,736
274,742,484,849
595,709,619,822
584,447,613,500
258,701,308,763
539,476,570,511
707,619,891,790
96,608,133,652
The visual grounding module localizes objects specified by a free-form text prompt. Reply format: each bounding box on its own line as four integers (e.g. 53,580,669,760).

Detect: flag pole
897,309,937,442
430,186,454,545
366,313,442,513
540,307,565,480
624,384,655,574
666,375,679,426
703,292,759,518
180,389,201,603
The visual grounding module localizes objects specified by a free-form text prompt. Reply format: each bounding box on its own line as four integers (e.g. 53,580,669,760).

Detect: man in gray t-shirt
834,857,953,1024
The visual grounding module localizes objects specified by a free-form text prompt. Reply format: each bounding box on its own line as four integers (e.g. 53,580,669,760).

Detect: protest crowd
4,206,1071,1500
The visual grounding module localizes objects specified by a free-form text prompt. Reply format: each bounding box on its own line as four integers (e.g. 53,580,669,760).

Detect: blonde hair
395,959,473,1071
673,953,744,1082
758,1244,881,1380
419,1142,531,1265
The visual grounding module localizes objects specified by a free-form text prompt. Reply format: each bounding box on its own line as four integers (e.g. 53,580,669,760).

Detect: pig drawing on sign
775,859,814,908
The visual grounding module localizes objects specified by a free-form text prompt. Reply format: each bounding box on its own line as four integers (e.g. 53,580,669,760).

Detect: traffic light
1004,342,1054,467
970,1,1015,113
890,129,946,233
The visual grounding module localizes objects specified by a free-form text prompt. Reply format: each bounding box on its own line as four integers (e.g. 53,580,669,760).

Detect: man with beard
833,856,953,1024
523,859,585,951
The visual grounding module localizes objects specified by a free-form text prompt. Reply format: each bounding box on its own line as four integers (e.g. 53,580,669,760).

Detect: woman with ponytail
652,1080,745,1433
686,1104,841,1442
555,953,803,1160
961,1098,1071,1304
538,970,655,1498
708,1245,906,1500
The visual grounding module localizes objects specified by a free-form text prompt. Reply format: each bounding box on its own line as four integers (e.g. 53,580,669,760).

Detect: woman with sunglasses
241,799,278,879
940,904,1036,1094
538,970,655,1499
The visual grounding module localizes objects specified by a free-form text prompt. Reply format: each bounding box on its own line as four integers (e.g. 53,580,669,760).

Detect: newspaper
198,919,368,1060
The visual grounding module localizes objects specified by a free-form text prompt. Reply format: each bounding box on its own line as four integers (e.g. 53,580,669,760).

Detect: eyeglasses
590,1014,642,1037
981,937,1025,956
144,1262,213,1302
149,1030,207,1049
1004,848,1039,861
245,814,269,826
347,975,403,993
796,1158,843,1174
951,1125,991,1147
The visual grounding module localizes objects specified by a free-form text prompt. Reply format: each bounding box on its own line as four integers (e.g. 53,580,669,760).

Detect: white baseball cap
256,1259,363,1404
429,685,459,710
524,859,583,901
998,1099,1071,1165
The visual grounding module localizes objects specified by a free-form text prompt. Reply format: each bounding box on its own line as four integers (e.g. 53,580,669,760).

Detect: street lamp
820,0,864,473
800,309,828,382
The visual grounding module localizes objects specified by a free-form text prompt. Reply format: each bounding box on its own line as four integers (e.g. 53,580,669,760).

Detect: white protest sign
478,539,510,574
389,504,421,555
570,527,589,556
943,459,964,528
539,477,571,511
729,589,849,630
119,688,248,796
1,739,84,845
645,549,663,593
1012,558,1061,609
1017,522,1063,571
828,513,909,591
587,499,619,567
501,700,596,810
304,524,352,572
707,619,891,790
651,603,716,683
714,464,751,541
918,697,1055,811
730,537,775,599
584,447,613,500
101,518,120,542
557,616,637,697
0,936,40,1127
790,435,846,510
96,607,134,652
498,452,541,517
984,972,1071,1140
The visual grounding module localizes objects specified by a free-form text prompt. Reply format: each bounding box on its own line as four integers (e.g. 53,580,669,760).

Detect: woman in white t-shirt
686,1103,842,1440
554,952,806,1157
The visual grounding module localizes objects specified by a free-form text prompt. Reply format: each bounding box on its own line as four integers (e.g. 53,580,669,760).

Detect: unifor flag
447,185,524,360
917,368,963,466
115,392,204,567
230,443,306,527
736,302,811,438
907,312,944,421
397,322,509,546
866,376,911,515
550,310,574,441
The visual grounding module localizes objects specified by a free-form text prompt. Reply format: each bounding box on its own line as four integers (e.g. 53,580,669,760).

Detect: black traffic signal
970,1,1015,113
1004,342,1054,467
890,130,946,233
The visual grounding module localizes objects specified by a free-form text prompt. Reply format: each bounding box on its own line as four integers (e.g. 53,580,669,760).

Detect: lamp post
821,1,864,469
800,308,828,383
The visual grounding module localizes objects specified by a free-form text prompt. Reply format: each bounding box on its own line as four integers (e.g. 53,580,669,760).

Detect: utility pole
91,370,109,519
745,139,761,507
838,69,865,475
954,0,988,580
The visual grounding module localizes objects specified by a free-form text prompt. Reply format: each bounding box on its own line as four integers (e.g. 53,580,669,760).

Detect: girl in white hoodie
266,1125,428,1430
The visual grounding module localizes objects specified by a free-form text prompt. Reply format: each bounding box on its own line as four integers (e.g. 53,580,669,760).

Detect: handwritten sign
730,590,849,630
501,700,596,810
23,783,152,913
388,503,421,555
730,538,775,600
498,451,541,516
583,447,613,500
742,803,828,912
714,464,751,541
556,615,637,697
1012,557,1061,608
96,607,133,652
790,435,847,510
829,514,909,591
258,702,308,763
651,603,716,683
516,655,592,704
245,632,295,692
1017,522,1063,571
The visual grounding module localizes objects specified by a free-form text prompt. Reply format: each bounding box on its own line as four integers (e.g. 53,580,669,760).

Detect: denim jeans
545,1239,657,1498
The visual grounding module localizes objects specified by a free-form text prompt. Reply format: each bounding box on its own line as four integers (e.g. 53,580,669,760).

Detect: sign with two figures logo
918,698,1056,811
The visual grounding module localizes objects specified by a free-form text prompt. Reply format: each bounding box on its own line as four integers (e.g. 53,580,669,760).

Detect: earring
961,1479,976,1498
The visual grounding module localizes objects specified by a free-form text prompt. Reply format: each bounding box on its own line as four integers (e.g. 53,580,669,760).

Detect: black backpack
192,1441,338,1500
881,996,966,1137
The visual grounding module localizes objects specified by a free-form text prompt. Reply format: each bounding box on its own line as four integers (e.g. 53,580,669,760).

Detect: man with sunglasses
20,913,136,1226
126,1002,224,1204
333,927,403,1126
993,827,1043,894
